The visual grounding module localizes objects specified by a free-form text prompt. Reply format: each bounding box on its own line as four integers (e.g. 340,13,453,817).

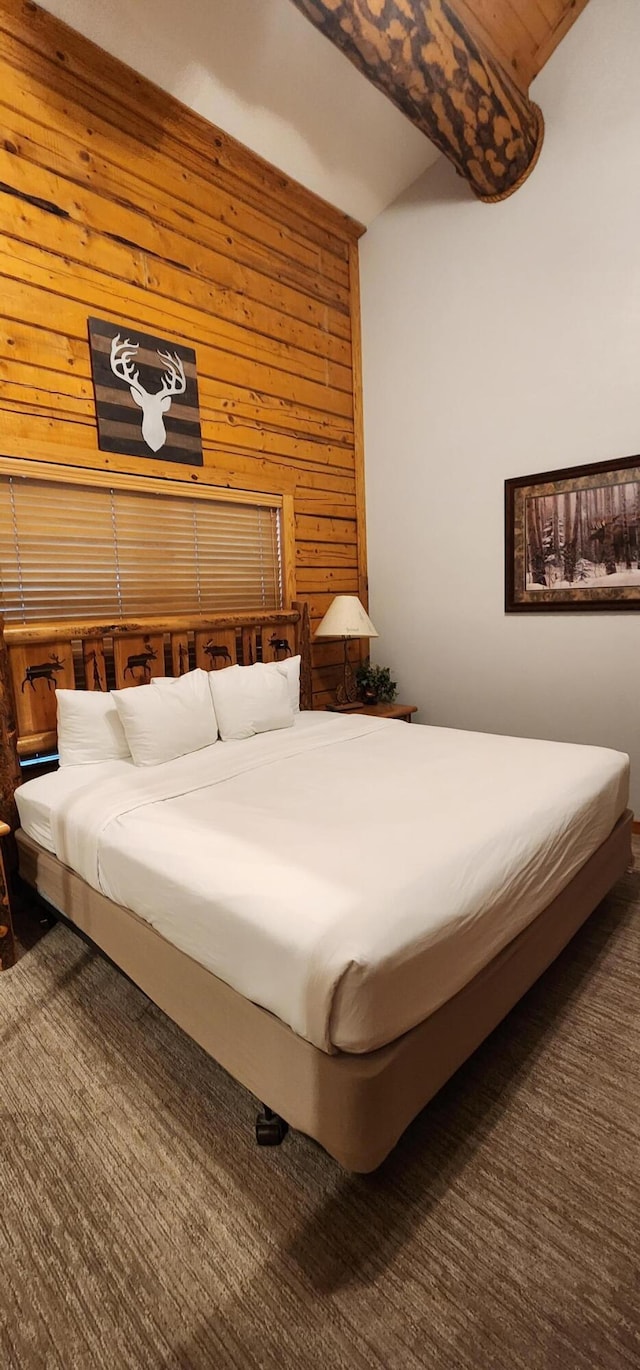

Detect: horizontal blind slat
0,474,282,623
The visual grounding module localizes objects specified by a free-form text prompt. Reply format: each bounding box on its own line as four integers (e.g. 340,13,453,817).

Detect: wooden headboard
0,602,312,826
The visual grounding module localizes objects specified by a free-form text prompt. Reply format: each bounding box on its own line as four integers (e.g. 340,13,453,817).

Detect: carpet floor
1,868,638,1370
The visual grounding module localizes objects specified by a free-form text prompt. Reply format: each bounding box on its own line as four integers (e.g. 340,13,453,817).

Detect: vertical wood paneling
0,0,366,704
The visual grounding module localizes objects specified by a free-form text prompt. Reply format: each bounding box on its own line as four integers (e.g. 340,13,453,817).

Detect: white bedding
16,713,629,1054
17,758,135,854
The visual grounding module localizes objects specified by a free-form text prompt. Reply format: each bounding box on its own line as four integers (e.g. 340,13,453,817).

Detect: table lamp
315,594,378,708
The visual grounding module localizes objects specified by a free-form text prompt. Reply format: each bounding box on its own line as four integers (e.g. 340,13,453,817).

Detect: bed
0,607,632,1171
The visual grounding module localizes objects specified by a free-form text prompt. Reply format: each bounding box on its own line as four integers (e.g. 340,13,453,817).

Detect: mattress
16,757,136,853
15,712,629,1055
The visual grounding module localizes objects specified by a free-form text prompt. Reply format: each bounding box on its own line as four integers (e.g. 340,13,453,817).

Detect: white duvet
16,713,629,1054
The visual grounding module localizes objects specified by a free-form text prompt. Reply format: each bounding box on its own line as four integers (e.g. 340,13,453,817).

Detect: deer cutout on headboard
203,641,232,669
269,634,292,659
110,334,186,453
123,639,157,682
21,653,65,693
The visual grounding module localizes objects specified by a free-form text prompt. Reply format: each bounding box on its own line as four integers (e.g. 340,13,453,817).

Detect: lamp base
336,645,359,706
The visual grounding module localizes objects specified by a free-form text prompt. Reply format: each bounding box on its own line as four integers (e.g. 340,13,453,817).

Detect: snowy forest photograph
526,481,640,589
506,458,640,611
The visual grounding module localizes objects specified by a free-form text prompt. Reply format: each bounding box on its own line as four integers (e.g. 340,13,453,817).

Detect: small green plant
356,660,397,704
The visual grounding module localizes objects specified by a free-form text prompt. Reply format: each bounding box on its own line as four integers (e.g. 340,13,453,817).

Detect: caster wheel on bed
255,1106,289,1147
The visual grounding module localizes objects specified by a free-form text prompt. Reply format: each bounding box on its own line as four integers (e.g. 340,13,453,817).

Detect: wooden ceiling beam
290,1,590,202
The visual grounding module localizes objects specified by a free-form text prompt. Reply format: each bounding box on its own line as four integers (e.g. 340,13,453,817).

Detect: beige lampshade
315,594,379,639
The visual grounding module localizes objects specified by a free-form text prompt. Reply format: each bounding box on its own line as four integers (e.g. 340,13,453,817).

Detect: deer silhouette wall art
88,317,204,465
110,335,186,453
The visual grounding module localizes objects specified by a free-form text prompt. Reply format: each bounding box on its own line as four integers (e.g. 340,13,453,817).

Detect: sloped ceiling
36,0,440,225
37,0,590,222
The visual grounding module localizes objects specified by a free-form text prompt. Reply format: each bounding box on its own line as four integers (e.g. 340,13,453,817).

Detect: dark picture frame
505,453,640,612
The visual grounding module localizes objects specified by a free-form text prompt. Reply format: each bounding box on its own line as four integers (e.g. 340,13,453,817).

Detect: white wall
38,0,436,223
360,0,640,810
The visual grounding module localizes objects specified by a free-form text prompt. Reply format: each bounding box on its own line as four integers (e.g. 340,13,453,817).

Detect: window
0,470,283,623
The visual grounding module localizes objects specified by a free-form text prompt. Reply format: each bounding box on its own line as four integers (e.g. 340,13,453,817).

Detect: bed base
15,810,632,1172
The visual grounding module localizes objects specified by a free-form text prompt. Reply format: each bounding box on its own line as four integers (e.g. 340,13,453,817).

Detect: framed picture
505,453,640,612
88,316,203,466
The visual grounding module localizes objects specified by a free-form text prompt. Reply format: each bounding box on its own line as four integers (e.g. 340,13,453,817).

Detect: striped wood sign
88,316,204,466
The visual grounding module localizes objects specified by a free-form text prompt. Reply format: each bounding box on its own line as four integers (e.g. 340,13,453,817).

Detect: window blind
0,474,282,623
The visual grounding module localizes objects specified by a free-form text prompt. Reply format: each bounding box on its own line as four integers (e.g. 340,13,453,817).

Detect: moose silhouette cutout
203,641,232,668
110,334,187,453
22,654,65,692
269,635,292,659
124,640,157,682
178,642,188,676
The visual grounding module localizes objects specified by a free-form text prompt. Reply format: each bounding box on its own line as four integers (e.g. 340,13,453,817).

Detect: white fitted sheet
16,758,137,854
16,713,629,1054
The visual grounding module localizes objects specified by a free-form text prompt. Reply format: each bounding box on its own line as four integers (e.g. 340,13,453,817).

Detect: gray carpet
1,869,639,1370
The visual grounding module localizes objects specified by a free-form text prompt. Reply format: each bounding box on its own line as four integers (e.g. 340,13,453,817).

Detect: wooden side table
326,702,418,723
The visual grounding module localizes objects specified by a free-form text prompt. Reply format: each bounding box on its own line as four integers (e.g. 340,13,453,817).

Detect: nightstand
326,702,417,723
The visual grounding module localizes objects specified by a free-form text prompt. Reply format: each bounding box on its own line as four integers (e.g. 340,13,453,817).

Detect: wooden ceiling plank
532,0,591,79
532,0,565,25
454,0,535,87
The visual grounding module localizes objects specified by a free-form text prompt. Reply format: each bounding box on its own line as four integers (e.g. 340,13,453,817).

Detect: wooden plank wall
0,0,368,707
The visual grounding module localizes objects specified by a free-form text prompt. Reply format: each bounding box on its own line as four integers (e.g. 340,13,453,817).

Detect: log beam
289,0,544,202
0,821,16,971
0,618,21,832
0,618,20,970
293,601,314,710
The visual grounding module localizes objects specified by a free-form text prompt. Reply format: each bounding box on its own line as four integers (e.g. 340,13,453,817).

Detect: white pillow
209,662,294,741
156,656,301,712
270,654,301,713
57,689,131,766
112,669,218,766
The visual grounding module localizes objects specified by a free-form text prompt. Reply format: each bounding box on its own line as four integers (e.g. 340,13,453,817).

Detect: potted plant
355,660,398,705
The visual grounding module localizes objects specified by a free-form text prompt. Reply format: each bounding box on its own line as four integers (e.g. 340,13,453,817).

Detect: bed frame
0,607,632,1171
0,605,313,973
